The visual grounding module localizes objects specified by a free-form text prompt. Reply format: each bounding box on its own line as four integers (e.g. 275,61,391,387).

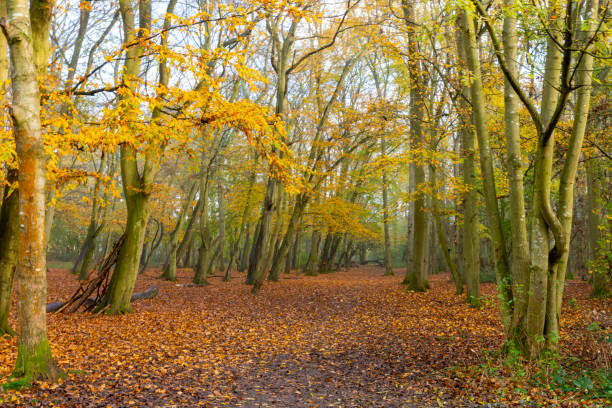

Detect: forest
0,0,611,406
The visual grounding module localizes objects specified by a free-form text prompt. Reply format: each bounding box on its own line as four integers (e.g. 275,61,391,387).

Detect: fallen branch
46,287,158,313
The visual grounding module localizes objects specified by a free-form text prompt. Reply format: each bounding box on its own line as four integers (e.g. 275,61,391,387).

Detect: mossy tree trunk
472,0,598,358
501,0,531,339
100,0,151,314
4,0,63,382
523,2,567,356
461,9,515,315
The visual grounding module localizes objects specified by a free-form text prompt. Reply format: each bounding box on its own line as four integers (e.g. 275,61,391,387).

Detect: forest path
0,266,596,407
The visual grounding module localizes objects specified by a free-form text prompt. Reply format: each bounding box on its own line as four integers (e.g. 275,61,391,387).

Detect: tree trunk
238,226,251,273
555,0,599,304
216,175,227,272
224,168,256,281
161,182,197,281
5,0,63,382
99,0,175,313
140,220,163,274
501,0,531,341
524,3,566,357
461,10,514,314
248,177,281,291
0,0,15,337
318,233,333,274
454,19,480,305
194,153,214,286
292,231,302,270
587,158,609,297
76,156,108,280
0,170,18,336
304,230,321,276
101,194,148,313
382,136,394,276
430,166,462,294
176,196,202,267
269,197,305,280
402,0,428,292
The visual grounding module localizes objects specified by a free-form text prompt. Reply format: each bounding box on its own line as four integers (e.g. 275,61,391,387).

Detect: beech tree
1,0,62,383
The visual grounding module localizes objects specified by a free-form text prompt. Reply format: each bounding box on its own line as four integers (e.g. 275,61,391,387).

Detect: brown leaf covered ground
0,267,610,407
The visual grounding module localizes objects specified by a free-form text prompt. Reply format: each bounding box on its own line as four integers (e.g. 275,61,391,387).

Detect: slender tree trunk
304,230,321,276
268,197,305,280
161,182,197,281
431,165,462,294
284,234,296,274
292,231,301,270
555,0,599,305
194,156,214,285
382,136,394,276
501,0,531,342
359,243,367,265
140,221,163,274
461,10,514,315
0,0,15,337
224,168,256,281
587,158,609,297
75,155,108,279
0,170,18,336
318,233,333,274
245,220,261,283
176,196,202,267
248,179,280,290
216,175,227,272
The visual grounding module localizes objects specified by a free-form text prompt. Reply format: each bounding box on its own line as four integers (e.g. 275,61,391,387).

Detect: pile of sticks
49,234,126,314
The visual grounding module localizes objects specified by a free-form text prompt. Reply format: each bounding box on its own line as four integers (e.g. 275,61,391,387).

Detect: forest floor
0,266,610,407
